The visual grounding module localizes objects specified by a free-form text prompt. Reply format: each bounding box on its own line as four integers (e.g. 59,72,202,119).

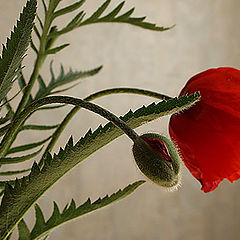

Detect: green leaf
0,0,37,103
20,124,59,131
0,93,200,240
80,0,172,31
0,148,42,164
0,168,31,176
34,64,102,100
46,43,70,55
19,181,145,240
49,0,171,37
7,136,51,154
53,0,85,18
18,219,31,240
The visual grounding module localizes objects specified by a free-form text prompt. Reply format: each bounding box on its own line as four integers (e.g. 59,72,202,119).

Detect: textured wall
0,0,240,239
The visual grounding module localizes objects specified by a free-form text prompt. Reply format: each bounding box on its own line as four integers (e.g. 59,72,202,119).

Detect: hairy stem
0,96,139,157
39,88,172,167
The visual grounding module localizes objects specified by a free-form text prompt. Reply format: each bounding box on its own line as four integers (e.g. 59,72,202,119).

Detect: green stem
39,88,171,167
0,96,139,158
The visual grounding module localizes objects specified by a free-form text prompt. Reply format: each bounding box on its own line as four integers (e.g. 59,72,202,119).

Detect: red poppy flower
169,67,240,193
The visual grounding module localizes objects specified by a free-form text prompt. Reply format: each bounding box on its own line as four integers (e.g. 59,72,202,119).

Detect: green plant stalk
39,87,172,167
0,96,140,158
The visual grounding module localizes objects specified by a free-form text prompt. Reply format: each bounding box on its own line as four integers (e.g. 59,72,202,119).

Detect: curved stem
39,88,172,167
0,96,139,158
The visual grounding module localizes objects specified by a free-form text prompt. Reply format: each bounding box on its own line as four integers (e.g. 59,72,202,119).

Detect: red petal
169,67,240,192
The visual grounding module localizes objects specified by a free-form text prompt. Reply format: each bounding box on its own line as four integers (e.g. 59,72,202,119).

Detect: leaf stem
0,96,140,158
39,88,172,167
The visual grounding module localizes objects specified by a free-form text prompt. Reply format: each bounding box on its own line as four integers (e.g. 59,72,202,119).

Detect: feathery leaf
34,64,102,100
49,0,171,38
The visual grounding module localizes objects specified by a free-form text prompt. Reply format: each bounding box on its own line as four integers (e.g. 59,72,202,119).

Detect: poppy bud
132,133,181,189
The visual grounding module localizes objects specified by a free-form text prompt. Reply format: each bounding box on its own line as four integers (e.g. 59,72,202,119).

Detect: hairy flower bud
132,133,181,189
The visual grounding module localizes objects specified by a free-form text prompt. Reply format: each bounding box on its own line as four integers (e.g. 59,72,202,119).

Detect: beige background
0,0,240,239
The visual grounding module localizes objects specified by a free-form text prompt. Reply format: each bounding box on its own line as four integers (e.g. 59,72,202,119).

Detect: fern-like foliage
49,0,172,38
17,180,145,240
0,0,37,103
34,64,102,100
0,92,200,240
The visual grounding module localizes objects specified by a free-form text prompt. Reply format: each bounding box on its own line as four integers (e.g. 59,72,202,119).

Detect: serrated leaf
18,219,31,240
0,148,42,164
0,93,200,239
80,0,171,31
0,0,37,104
34,64,102,100
21,181,145,240
0,168,31,176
